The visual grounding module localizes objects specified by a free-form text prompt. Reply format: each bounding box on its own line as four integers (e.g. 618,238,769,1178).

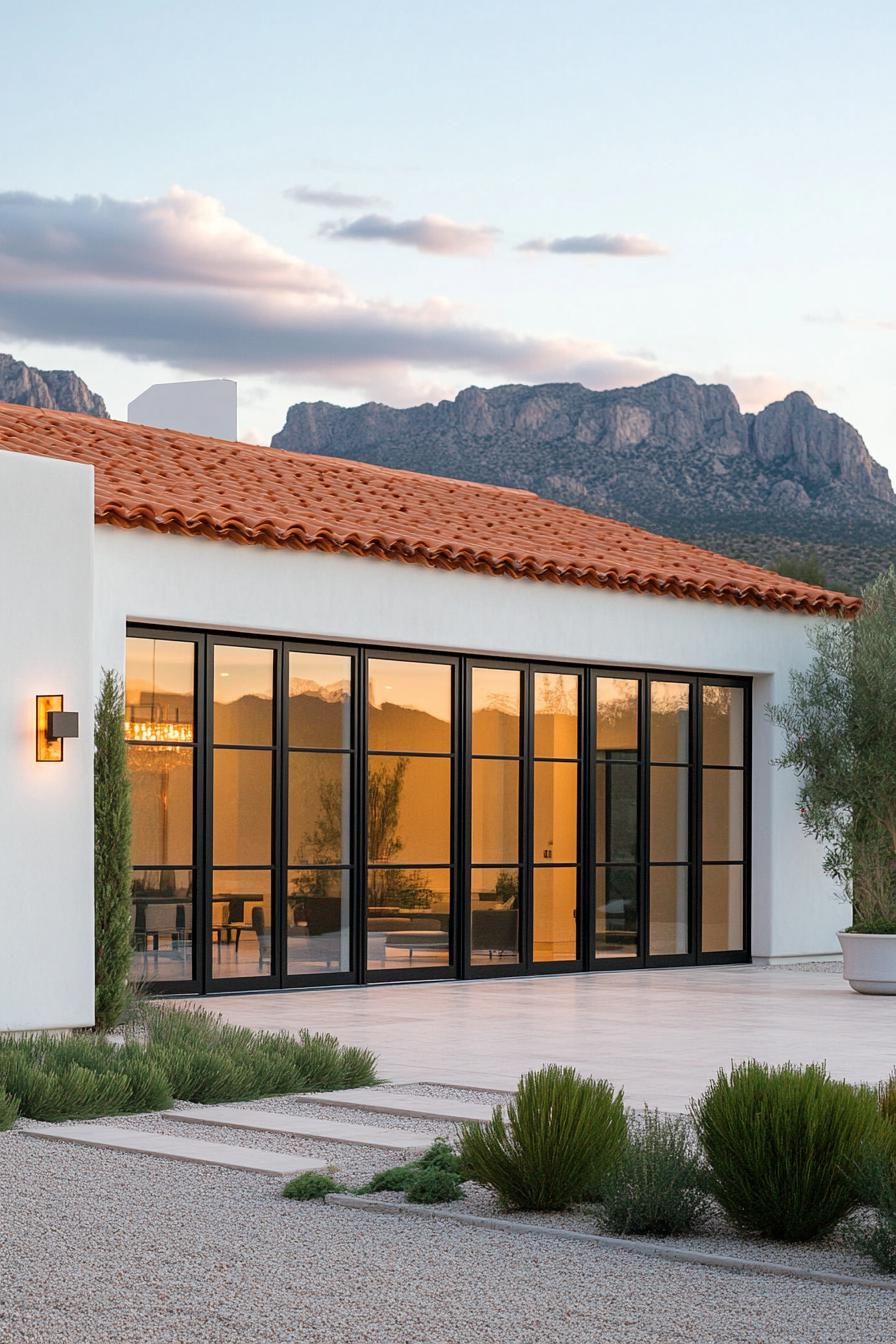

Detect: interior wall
0,450,95,1030
93,526,843,961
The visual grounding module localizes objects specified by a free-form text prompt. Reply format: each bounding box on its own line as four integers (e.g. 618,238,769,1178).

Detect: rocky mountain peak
0,353,108,418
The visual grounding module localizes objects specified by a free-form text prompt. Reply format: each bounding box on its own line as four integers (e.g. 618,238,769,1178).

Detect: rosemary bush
600,1109,708,1237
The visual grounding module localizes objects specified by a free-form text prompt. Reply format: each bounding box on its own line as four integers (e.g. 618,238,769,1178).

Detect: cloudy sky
2,0,894,465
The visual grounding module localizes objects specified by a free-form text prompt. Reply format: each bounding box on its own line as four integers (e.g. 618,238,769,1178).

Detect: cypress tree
94,669,132,1030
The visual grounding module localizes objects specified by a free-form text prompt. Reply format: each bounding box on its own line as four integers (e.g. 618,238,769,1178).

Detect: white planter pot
838,931,896,995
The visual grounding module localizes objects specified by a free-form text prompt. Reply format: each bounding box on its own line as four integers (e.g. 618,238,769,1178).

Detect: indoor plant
769,566,896,993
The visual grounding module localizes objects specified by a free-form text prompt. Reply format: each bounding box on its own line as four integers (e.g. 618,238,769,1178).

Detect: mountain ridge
0,352,108,418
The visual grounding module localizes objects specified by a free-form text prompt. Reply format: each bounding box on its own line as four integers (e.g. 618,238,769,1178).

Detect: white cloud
285,184,388,209
320,212,500,256
519,233,668,257
0,188,659,390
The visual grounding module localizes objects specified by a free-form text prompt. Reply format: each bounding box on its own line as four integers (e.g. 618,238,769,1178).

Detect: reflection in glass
470,868,520,965
211,871,272,979
128,745,193,866
471,668,521,755
595,867,638,958
533,761,578,863
287,869,350,974
596,678,639,753
702,770,744,862
649,866,689,956
368,660,452,752
367,756,451,865
595,763,638,864
533,673,579,758
649,766,689,862
213,645,274,745
366,868,451,970
288,752,351,865
650,682,690,763
213,749,272,866
533,868,578,961
125,637,194,741
702,686,744,767
701,865,744,953
288,652,352,749
471,759,519,864
130,868,193,982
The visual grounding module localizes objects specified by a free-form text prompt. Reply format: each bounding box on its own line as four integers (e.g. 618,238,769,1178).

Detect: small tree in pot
769,566,896,992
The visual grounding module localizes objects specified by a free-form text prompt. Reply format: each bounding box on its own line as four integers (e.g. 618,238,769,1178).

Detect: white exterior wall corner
0,450,95,1030
94,526,844,963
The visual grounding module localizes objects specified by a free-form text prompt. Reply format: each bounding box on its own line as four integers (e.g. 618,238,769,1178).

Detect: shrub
94,669,133,1031
283,1172,344,1201
358,1139,464,1200
0,1034,173,1121
693,1061,883,1241
0,1088,19,1131
459,1065,626,1211
405,1166,463,1204
843,1156,896,1274
600,1109,708,1237
141,1004,378,1104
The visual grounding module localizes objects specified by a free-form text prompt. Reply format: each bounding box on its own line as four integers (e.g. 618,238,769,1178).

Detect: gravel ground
3,1123,896,1344
766,959,843,974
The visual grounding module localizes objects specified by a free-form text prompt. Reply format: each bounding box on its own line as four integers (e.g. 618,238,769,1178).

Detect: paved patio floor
199,963,894,1111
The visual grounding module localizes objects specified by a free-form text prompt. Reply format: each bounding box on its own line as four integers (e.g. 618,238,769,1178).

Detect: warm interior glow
36,694,63,762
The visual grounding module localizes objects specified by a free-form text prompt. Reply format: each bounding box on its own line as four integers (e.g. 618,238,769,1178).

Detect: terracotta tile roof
0,401,859,616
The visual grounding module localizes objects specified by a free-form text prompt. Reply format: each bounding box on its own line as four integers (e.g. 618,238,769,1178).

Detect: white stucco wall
0,450,96,1030
94,525,844,961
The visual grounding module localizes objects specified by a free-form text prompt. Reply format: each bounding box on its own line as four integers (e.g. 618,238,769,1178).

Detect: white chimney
128,378,238,440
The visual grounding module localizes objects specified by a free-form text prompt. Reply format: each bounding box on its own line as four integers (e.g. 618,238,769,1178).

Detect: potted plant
769,566,896,993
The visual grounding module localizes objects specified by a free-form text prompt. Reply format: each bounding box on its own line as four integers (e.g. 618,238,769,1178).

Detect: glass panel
367,756,451,865
649,866,689,956
213,645,274,745
471,667,521,755
533,761,578,863
288,752,351,865
288,869,350,975
211,871,272,979
533,672,579,757
596,677,639,753
128,745,193,866
470,868,520,965
595,867,638,959
366,868,451,970
649,765,689,862
702,685,744,767
213,749,272,866
125,637,194,742
702,865,744,953
595,763,638,864
288,652,352,749
650,681,690,763
702,770,744,862
131,868,193,983
533,868,578,962
471,759,519,864
368,659,452,752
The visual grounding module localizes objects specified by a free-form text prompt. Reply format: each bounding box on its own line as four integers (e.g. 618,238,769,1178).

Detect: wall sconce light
36,695,80,762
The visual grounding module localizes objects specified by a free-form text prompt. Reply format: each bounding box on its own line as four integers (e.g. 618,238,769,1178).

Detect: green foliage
771,550,828,588
0,1088,18,1131
0,1034,172,1121
843,1155,896,1274
880,1070,896,1128
141,1003,378,1104
405,1166,463,1204
768,567,896,930
692,1060,883,1241
282,1171,344,1201
94,669,133,1031
358,1139,464,1201
600,1109,708,1237
459,1066,626,1212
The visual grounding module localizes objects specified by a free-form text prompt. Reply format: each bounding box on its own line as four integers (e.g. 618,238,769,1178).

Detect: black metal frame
126,622,751,996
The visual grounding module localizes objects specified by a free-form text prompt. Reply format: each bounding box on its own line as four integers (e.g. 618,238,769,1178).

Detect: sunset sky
2,0,894,466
